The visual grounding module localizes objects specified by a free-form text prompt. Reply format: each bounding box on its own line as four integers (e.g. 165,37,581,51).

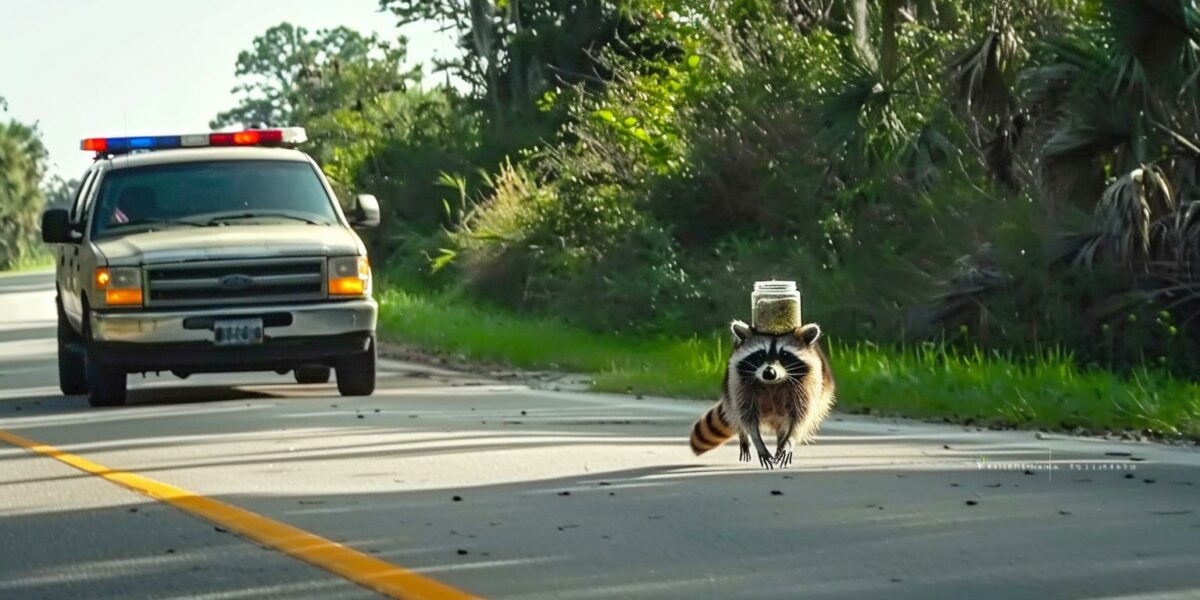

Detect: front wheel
85,350,126,407
83,315,126,407
57,304,87,395
336,336,376,396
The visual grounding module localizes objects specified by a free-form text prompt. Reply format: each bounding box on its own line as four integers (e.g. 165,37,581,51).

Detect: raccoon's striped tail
690,403,736,455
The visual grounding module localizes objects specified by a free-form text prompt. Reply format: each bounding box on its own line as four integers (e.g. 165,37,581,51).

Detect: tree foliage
212,23,420,129
215,22,492,272
221,2,1200,371
0,113,48,269
378,0,623,113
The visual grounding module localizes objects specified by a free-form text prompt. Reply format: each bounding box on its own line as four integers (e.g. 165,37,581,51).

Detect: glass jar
751,280,801,333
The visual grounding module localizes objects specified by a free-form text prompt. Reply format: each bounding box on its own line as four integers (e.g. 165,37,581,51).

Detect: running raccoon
689,320,835,469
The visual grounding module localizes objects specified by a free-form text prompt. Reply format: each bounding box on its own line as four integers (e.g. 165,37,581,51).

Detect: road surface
1,270,1197,599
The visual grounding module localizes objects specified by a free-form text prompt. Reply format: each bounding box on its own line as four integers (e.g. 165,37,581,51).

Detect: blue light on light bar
104,138,131,153
104,136,182,152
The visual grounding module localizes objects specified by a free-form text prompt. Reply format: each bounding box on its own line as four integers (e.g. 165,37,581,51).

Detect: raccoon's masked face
729,320,822,386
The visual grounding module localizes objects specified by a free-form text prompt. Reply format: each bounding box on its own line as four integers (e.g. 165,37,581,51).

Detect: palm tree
0,118,48,269
1028,1,1199,324
936,0,1200,344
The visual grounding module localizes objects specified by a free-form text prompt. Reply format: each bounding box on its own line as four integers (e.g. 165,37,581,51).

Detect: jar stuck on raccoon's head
751,280,801,334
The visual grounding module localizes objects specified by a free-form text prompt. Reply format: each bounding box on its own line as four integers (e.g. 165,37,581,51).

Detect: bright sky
0,0,457,180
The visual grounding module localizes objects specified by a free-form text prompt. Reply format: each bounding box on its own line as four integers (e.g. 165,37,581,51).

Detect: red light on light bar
209,133,234,146
81,138,107,152
232,130,261,145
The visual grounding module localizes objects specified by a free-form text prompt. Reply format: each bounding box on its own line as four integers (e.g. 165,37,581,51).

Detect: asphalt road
1,270,1198,600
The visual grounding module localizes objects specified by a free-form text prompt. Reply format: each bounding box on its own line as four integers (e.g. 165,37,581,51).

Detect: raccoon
689,320,835,469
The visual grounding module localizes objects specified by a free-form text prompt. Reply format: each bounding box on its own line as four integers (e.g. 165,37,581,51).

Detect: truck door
61,170,97,324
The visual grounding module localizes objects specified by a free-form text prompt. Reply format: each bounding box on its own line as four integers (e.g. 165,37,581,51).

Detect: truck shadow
124,384,276,406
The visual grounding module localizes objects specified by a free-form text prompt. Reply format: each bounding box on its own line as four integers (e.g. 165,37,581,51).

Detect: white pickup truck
41,128,380,407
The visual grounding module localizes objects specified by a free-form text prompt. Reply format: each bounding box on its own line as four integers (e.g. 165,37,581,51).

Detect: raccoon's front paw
774,449,793,468
739,446,751,463
757,453,776,470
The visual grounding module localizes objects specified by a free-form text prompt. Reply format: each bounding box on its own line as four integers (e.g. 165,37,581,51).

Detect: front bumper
90,299,377,344
88,299,377,373
92,333,373,372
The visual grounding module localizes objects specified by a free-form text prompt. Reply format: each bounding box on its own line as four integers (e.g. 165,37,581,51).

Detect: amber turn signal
105,288,143,306
329,277,366,296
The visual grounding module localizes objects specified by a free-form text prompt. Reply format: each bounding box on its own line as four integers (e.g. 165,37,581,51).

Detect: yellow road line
0,428,478,600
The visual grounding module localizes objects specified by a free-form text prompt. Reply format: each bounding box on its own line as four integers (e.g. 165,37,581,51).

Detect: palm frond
983,111,1029,189
1041,97,1133,166
816,45,936,166
926,245,1010,335
1153,199,1200,265
1090,165,1175,264
902,124,955,191
1053,231,1104,270
1019,39,1088,112
815,54,889,161
1106,0,1194,83
949,28,1018,123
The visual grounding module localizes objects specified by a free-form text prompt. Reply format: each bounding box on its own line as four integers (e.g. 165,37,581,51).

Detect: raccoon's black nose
762,366,778,381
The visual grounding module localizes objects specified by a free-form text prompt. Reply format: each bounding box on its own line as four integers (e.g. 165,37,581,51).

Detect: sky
0,0,458,179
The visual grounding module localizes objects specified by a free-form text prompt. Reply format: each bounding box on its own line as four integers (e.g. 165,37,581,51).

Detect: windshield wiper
110,218,207,229
204,211,322,226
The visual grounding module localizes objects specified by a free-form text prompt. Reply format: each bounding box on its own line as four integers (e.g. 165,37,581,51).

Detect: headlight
328,256,371,296
95,267,143,306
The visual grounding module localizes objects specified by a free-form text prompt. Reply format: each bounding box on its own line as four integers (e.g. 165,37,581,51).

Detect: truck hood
94,224,364,265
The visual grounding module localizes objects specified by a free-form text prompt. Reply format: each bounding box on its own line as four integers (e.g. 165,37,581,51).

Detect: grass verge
378,286,1200,441
1,254,54,275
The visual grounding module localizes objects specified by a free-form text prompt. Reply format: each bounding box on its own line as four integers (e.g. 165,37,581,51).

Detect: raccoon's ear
730,320,752,344
795,323,821,346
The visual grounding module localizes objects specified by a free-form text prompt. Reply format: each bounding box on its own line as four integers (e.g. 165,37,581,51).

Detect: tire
57,302,87,395
294,365,332,384
83,315,126,407
336,336,376,396
86,350,127,407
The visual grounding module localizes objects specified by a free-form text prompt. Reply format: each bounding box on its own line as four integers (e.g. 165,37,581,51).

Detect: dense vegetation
379,287,1200,439
216,1,1200,379
0,97,53,270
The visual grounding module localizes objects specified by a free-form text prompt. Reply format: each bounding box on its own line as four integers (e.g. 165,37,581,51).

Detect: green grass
377,286,1200,441
0,254,53,275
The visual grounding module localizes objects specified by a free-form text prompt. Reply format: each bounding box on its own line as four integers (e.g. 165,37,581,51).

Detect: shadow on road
2,377,1198,600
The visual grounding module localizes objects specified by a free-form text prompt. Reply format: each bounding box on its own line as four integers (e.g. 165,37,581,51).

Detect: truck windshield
90,160,340,239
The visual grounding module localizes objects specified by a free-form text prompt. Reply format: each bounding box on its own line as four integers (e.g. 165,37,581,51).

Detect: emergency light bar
81,128,307,155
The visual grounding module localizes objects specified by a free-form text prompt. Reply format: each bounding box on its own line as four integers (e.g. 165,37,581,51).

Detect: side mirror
349,194,380,228
41,208,77,244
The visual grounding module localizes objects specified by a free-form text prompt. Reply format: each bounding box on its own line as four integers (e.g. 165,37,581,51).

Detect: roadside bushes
0,117,48,270
449,163,703,333
304,87,487,256
443,3,1001,339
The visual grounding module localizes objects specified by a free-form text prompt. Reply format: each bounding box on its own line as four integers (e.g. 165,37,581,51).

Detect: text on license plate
213,318,264,346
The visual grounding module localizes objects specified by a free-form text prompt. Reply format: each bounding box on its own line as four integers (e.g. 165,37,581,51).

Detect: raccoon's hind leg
738,433,751,463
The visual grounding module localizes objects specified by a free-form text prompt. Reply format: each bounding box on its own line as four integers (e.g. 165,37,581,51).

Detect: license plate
213,318,263,346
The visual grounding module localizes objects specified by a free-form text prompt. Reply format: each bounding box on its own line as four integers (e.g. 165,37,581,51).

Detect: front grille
145,258,326,307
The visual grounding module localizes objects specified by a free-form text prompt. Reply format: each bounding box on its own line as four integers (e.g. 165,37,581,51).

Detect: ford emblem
219,274,254,290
